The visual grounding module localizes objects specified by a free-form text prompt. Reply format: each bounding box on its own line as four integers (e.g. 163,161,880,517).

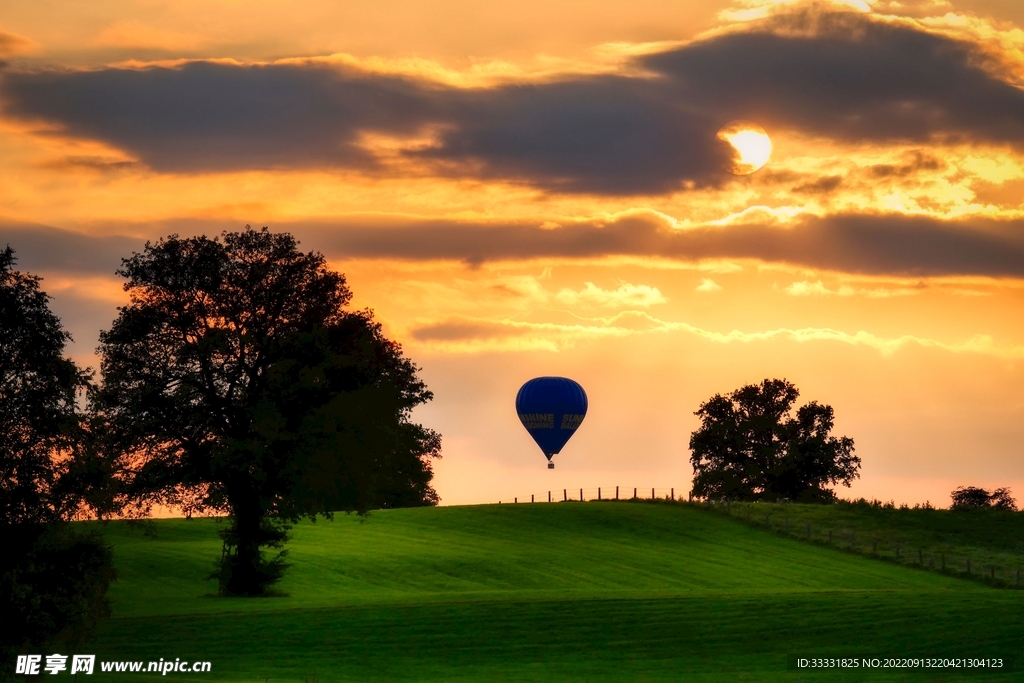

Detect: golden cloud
407,310,1024,357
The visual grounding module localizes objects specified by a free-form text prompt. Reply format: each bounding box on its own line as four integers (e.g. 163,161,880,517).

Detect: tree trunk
216,486,287,596
226,500,263,595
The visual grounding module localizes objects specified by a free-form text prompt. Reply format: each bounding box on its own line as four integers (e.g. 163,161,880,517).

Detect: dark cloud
6,212,1024,279
0,61,732,191
42,155,141,172
2,62,443,173
791,175,843,194
643,11,1024,146
0,222,141,275
869,150,943,178
299,212,1024,278
410,319,532,343
417,79,731,194
3,10,1023,193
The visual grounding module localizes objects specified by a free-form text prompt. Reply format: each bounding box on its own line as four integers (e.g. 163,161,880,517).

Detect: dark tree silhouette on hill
950,486,1016,510
0,246,115,672
92,227,441,596
689,378,860,502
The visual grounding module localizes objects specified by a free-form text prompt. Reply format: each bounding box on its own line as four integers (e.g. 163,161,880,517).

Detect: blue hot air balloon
516,377,588,469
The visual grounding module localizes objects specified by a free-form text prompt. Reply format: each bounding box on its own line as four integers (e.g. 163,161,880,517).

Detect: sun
717,121,772,175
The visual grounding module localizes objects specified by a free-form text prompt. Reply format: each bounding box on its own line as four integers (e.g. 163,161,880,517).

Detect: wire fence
706,499,1024,590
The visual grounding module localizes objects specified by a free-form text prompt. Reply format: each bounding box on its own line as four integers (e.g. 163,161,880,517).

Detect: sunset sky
3,0,1024,508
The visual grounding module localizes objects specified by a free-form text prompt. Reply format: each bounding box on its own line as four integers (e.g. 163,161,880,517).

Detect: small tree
991,488,1017,510
689,378,860,502
950,486,1016,510
0,246,115,673
93,227,441,596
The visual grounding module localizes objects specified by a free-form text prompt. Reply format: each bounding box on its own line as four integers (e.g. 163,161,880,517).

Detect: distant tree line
950,486,1016,510
2,228,442,666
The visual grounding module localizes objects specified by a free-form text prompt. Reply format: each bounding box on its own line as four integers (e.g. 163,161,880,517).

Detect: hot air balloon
516,377,588,469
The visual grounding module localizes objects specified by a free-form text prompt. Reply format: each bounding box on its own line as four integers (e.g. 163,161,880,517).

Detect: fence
705,499,1023,590
495,489,688,505
497,487,680,505
491,493,1023,590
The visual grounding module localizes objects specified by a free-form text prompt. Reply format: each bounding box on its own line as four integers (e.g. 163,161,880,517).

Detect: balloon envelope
516,377,588,463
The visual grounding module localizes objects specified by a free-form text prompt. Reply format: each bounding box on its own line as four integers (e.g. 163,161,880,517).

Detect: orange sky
3,0,1024,507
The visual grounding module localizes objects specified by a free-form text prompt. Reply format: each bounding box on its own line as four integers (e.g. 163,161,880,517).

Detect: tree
991,488,1017,510
0,246,115,674
92,227,441,596
950,486,1016,510
689,378,860,502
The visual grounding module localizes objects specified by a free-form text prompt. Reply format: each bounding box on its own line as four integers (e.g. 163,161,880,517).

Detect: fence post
548,491,551,503
651,487,655,499
633,487,637,499
616,486,619,500
532,494,535,503
671,488,675,501
515,497,517,504
598,487,601,501
563,489,566,502
580,488,583,501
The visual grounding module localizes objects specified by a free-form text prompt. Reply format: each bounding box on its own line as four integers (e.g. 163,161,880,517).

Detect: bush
0,525,115,679
950,486,1016,511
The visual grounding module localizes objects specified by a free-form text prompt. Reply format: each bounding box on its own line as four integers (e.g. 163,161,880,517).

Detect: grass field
76,502,1024,682
713,500,1024,586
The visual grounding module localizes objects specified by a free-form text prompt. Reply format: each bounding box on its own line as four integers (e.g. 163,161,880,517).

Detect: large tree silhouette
93,227,440,595
0,246,115,671
689,378,859,502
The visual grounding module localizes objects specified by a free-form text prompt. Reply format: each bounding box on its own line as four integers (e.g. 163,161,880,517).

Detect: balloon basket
547,462,554,469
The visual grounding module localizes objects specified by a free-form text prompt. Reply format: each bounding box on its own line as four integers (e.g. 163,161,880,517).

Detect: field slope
80,502,1023,682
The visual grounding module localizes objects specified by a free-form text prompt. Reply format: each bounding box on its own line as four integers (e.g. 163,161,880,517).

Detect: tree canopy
92,227,441,595
0,246,91,525
0,246,114,672
689,378,860,502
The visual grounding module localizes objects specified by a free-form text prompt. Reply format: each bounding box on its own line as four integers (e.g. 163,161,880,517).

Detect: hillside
80,502,1023,682
715,499,1024,586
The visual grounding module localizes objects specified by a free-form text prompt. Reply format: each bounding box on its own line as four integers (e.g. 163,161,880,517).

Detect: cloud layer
2,62,440,172
4,9,1024,194
0,221,140,275
7,210,1024,279
305,212,1024,278
405,310,1021,357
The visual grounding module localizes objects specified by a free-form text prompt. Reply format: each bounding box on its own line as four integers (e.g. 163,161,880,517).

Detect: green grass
715,500,1024,585
73,502,1024,682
